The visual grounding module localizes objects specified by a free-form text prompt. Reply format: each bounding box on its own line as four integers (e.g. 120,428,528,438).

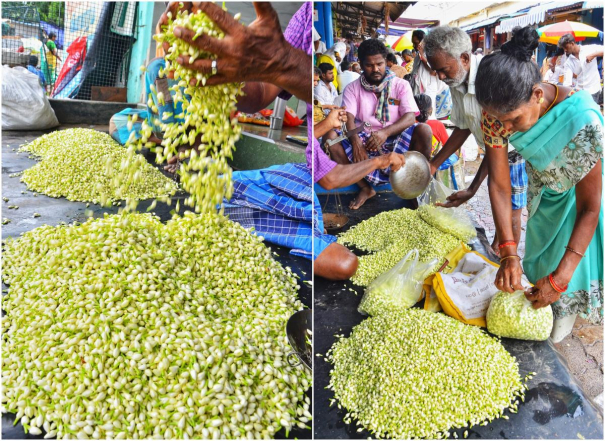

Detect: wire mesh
1,1,138,100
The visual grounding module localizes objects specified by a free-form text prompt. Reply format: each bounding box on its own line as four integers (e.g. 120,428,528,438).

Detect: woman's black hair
413,94,432,123
555,47,564,56
357,39,387,65
49,31,56,39
475,26,541,114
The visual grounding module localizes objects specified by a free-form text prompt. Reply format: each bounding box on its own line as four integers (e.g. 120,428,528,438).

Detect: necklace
540,83,559,117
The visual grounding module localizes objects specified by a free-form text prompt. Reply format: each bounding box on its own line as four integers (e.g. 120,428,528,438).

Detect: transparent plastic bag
486,290,554,341
359,250,437,316
418,177,453,206
417,204,477,242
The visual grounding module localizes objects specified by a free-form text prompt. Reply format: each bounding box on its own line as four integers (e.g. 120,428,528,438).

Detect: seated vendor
324,38,433,209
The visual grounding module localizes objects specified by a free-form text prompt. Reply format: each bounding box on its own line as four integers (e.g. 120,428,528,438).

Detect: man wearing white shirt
424,26,528,251
559,34,603,104
314,62,339,109
337,59,360,94
313,27,327,55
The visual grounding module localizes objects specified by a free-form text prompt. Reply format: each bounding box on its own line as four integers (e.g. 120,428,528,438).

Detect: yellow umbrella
537,21,601,44
392,32,414,52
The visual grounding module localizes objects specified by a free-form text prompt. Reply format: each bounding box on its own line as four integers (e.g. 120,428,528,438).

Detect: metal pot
389,151,431,199
286,309,312,370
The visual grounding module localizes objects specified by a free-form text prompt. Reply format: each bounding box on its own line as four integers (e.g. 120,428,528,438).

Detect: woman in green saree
475,26,603,342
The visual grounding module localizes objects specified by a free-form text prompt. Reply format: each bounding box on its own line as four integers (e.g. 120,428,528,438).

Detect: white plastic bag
418,177,453,206
2,65,59,130
417,204,477,242
359,250,437,316
486,291,554,341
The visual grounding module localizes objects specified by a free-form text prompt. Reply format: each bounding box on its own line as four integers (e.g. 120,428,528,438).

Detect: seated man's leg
325,131,376,210
314,242,359,280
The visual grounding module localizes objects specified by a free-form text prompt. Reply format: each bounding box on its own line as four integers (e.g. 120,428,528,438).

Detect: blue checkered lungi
223,163,335,261
509,151,528,210
337,123,418,185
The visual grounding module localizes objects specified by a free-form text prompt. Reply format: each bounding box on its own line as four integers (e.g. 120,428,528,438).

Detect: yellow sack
423,243,469,313
424,244,503,327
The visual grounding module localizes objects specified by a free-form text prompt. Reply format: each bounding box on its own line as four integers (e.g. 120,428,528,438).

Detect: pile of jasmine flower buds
338,208,462,286
116,7,243,214
327,308,528,439
417,205,477,242
19,128,177,206
487,291,554,341
2,212,312,439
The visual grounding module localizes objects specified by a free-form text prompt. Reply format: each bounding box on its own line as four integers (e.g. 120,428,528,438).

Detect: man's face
427,51,469,87
314,74,319,87
352,63,362,74
563,42,578,57
412,36,421,51
386,60,394,68
361,54,387,85
548,57,556,72
321,69,334,83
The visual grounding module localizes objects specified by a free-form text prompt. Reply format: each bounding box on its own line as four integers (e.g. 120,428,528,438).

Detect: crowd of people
313,25,603,340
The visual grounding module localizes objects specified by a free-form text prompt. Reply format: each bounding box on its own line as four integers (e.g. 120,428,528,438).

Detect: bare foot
164,157,180,174
349,186,376,210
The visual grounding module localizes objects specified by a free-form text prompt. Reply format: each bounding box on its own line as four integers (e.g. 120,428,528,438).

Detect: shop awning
461,15,503,32
495,1,585,34
496,4,545,34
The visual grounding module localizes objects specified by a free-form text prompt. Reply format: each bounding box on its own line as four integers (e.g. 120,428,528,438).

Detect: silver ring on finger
211,60,218,76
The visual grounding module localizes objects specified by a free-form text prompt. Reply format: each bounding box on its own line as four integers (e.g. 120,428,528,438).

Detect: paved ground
463,157,603,410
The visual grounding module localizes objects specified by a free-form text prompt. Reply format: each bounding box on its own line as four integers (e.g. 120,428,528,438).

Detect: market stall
314,192,603,440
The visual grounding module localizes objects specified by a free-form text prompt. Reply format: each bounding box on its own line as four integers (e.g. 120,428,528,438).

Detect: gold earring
539,97,545,104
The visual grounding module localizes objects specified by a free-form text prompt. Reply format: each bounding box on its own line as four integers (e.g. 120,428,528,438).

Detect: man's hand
161,2,292,87
375,152,405,172
351,136,368,163
325,107,347,129
436,188,477,208
525,278,562,309
586,54,597,63
365,130,387,152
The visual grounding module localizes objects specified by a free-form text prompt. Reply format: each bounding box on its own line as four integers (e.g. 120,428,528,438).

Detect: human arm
562,61,576,87
318,154,405,190
526,160,602,308
585,46,604,63
486,145,524,293
417,41,432,72
429,127,471,174
162,2,312,102
436,157,489,208
347,111,368,162
236,82,282,113
314,108,347,139
365,111,417,152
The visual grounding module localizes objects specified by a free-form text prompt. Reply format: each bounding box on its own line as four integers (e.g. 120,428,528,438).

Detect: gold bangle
565,246,584,258
500,255,520,263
